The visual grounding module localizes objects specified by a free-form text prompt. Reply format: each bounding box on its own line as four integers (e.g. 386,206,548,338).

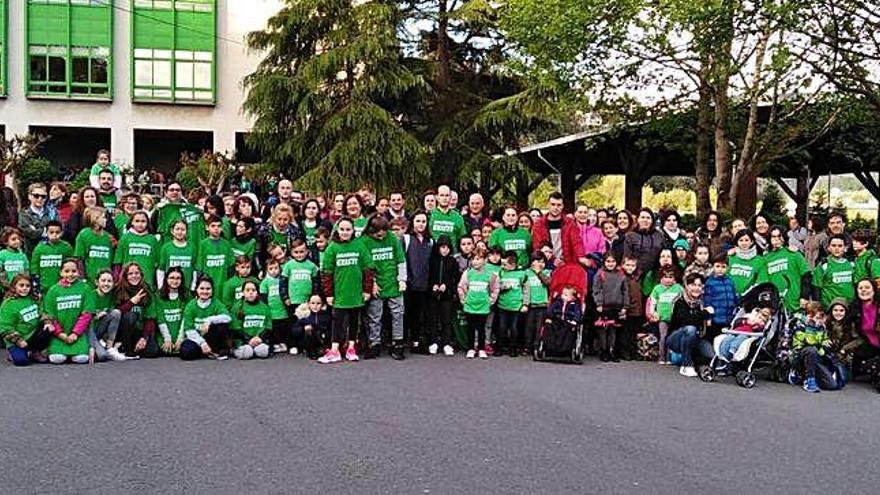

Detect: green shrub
175,166,200,192
16,158,56,199
69,168,90,192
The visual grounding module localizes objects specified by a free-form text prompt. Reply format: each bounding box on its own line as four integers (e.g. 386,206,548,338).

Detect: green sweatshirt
230,237,256,259
44,280,93,356
159,240,198,289
114,231,159,288
488,228,533,269
195,237,234,291
813,257,855,308
114,212,130,234
91,289,114,313
100,191,119,215
361,232,405,298
649,283,682,322
322,238,372,309
181,298,229,334
764,248,809,313
727,254,767,295
260,276,288,320
30,240,73,291
429,208,467,249
74,228,113,285
222,276,257,308
281,258,318,306
0,296,41,345
0,248,30,282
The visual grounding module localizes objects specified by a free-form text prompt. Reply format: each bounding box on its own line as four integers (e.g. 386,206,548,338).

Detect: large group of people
2,150,880,394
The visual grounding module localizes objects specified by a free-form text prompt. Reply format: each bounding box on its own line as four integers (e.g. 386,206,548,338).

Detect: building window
25,0,113,99
132,0,216,104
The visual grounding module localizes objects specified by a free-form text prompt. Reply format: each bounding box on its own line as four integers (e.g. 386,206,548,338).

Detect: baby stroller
698,283,785,388
533,263,587,364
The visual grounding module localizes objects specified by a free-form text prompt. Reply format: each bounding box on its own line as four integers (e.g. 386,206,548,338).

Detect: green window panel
1,0,6,96
132,0,216,104
26,0,113,99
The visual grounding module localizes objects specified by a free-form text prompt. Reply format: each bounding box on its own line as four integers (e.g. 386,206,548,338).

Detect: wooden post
561,160,577,213
625,173,643,213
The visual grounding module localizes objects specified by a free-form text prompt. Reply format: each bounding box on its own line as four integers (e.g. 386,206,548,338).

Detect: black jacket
429,251,460,301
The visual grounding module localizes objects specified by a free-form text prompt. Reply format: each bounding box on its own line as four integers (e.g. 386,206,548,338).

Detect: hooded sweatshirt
576,222,606,258
592,266,629,310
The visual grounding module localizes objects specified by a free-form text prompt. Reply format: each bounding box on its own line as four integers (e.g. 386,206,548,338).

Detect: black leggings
179,323,231,360
466,313,488,350
272,318,291,346
332,307,360,343
405,289,430,343
117,312,144,357
430,299,455,346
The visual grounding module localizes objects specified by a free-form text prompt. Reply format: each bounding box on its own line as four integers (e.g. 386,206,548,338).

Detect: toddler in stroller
534,285,584,363
718,307,772,362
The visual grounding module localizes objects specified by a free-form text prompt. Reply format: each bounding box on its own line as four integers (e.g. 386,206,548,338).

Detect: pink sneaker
485,343,495,356
345,345,359,362
317,349,342,364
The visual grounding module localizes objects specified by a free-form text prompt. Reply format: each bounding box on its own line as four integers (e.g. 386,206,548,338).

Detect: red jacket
532,214,585,265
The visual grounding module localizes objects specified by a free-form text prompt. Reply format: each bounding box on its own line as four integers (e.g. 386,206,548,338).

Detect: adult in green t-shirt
763,225,810,313
95,169,120,215
151,182,205,246
727,229,767,296
488,206,533,269
319,218,374,364
361,216,407,359
428,185,467,250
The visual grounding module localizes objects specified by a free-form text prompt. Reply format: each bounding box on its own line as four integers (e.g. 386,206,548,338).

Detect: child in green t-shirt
0,227,31,286
524,252,551,354
260,258,290,354
647,267,683,365
230,280,272,360
458,247,500,359
74,206,114,286
179,276,232,360
221,256,256,308
158,219,198,291
496,251,530,357
195,215,234,293
29,220,73,296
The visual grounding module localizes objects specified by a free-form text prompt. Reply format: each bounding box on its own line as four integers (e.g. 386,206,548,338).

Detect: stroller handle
721,330,764,337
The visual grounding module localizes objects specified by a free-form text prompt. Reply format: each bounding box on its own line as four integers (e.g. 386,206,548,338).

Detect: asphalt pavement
1,354,878,494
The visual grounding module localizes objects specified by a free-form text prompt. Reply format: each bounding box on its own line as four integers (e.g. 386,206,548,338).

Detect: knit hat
673,238,690,252
828,298,848,312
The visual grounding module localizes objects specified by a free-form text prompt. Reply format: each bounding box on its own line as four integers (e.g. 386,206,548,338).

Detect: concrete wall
0,0,282,169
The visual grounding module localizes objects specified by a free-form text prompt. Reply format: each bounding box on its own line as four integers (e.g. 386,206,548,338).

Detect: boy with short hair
29,220,73,295
195,215,234,291
790,302,832,393
813,234,855,308
703,254,738,331
852,229,880,288
619,255,643,360
496,251,530,357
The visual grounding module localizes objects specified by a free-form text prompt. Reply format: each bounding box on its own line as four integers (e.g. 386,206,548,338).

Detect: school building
0,0,281,173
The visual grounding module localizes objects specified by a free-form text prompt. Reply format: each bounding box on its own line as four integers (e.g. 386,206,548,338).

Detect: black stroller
698,283,787,389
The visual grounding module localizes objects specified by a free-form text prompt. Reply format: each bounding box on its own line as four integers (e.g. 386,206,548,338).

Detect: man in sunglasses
18,183,59,253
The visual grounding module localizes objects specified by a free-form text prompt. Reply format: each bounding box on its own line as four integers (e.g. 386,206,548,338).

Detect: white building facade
0,0,281,171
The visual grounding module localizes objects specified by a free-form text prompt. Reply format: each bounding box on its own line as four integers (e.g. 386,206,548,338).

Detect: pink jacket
576,222,606,257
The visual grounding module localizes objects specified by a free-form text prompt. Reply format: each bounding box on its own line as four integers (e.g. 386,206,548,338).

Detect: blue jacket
548,297,583,325
704,274,738,327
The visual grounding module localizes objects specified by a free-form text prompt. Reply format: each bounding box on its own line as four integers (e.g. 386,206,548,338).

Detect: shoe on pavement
466,349,476,359
318,349,342,364
31,351,48,364
443,345,454,356
106,347,127,362
788,368,802,385
345,346,359,362
478,350,488,359
289,347,299,355
428,343,439,355
363,346,381,360
485,343,495,356
679,366,697,378
389,344,406,361
273,344,288,354
803,377,820,393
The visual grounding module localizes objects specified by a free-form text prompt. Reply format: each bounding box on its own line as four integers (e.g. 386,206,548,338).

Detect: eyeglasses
168,187,181,192
31,193,47,199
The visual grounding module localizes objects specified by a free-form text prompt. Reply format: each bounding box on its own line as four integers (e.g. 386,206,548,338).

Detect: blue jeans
719,334,750,360
666,326,699,366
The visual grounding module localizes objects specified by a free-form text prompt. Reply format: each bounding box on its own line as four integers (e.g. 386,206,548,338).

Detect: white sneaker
428,343,439,355
478,350,488,359
443,345,454,356
289,347,299,355
318,349,342,364
273,344,288,354
106,347,127,362
679,366,697,377
466,349,476,359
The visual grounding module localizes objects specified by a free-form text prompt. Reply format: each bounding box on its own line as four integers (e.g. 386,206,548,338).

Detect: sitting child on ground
789,302,837,393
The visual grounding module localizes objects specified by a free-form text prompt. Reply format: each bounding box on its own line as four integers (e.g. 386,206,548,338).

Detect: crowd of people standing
2,150,880,394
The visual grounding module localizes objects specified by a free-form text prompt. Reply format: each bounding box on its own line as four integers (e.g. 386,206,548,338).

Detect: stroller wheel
736,371,756,389
697,365,716,382
533,348,545,362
